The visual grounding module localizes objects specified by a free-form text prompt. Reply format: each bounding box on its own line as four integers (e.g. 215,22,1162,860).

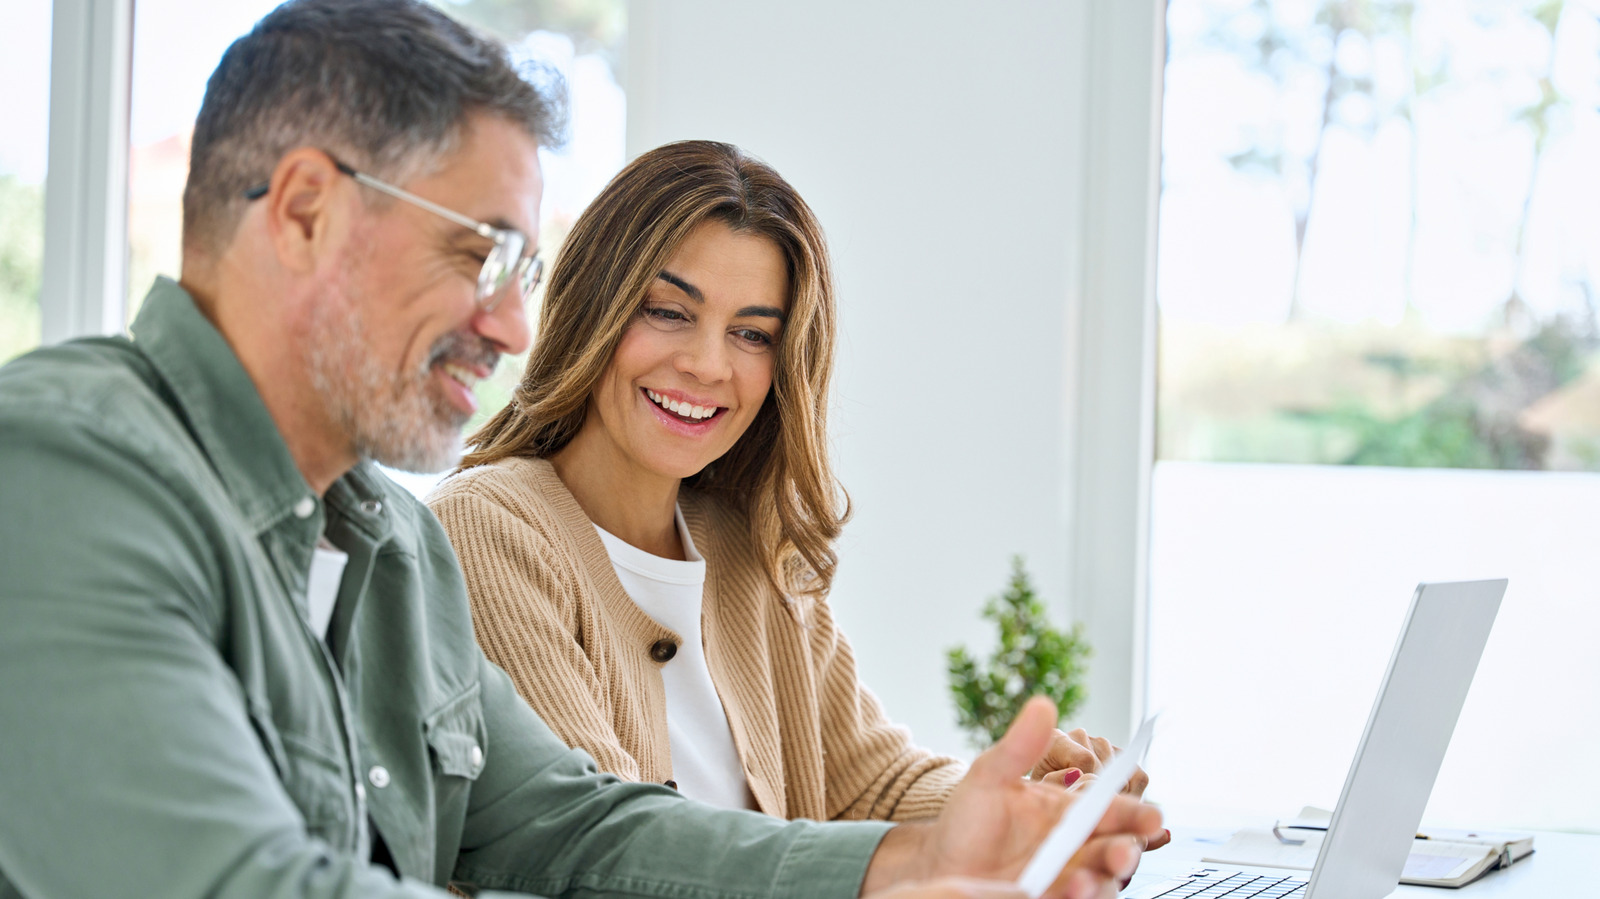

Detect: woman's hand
1030,739,1171,851
1031,732,1171,854
1028,728,1148,797
861,698,1163,899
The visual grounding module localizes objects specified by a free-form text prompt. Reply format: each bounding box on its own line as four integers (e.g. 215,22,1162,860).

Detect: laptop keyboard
1133,867,1308,898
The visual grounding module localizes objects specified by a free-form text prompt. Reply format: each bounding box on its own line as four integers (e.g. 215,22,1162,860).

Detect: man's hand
861,697,1163,899
870,878,1031,899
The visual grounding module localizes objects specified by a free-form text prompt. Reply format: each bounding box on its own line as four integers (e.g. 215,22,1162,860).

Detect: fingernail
1164,828,1172,841
1061,767,1082,786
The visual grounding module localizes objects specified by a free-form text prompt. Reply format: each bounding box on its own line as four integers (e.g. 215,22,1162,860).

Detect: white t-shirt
593,509,757,811
305,538,349,642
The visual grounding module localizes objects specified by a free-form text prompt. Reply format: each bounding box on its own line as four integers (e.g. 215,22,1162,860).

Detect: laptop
1127,578,1507,899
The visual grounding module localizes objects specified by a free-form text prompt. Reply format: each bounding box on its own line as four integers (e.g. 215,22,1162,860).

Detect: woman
428,140,1141,822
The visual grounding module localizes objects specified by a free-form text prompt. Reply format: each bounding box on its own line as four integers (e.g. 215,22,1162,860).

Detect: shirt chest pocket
424,683,486,796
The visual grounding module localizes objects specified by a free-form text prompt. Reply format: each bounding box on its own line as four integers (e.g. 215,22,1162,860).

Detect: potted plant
946,556,1091,747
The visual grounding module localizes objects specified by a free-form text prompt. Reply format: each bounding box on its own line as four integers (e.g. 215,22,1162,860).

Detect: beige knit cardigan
426,456,964,821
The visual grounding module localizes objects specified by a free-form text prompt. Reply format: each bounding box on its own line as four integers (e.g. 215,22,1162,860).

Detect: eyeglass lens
476,231,544,311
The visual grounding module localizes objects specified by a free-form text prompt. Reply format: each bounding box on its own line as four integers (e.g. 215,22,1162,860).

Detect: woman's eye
734,328,775,347
643,305,687,323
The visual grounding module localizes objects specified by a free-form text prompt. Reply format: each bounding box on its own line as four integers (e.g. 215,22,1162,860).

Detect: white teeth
646,389,717,420
441,363,481,389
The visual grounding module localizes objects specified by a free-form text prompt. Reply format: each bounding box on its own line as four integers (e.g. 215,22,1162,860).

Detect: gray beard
304,291,471,475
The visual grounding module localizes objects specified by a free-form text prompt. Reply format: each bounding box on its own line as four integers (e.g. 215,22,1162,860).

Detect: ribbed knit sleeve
801,595,968,822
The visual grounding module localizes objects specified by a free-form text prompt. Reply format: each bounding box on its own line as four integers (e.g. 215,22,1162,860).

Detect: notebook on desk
1203,806,1534,888
1127,579,1508,899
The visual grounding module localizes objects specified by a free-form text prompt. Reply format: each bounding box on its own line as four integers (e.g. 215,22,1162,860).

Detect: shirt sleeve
428,489,655,782
454,656,891,899
805,596,969,822
0,414,458,899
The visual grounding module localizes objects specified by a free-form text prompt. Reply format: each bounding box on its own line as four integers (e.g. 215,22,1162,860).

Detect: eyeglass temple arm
240,157,504,245
340,166,503,244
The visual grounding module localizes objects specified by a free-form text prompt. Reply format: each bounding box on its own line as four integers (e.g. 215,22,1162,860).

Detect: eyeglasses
243,153,544,312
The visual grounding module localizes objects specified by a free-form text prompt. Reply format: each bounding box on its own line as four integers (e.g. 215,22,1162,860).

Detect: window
1147,0,1600,831
127,0,292,326
0,3,52,363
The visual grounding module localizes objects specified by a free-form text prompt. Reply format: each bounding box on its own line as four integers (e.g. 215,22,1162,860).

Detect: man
0,1,1161,897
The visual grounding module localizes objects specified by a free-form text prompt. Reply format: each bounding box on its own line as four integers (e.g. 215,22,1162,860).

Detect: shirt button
367,765,390,789
293,496,316,519
649,639,678,663
354,782,366,803
360,499,383,516
470,745,484,769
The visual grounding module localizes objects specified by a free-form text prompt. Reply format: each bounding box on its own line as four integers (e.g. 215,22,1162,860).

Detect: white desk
1126,825,1597,896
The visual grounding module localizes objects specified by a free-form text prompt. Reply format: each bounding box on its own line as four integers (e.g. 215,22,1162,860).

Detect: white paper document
1015,716,1157,898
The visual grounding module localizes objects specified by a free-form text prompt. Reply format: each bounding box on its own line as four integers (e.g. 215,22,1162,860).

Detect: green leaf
945,556,1091,747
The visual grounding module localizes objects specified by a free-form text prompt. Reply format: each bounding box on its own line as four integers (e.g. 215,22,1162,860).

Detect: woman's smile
641,386,727,434
643,387,725,423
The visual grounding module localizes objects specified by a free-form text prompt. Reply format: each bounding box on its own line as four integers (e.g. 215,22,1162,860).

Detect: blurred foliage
1161,316,1599,470
1337,319,1590,468
0,175,44,364
1343,399,1507,468
947,557,1090,748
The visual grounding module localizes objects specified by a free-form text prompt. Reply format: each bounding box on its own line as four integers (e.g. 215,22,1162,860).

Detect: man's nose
476,290,533,356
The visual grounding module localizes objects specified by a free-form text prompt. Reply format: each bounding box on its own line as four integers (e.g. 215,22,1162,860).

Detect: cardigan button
664,779,678,790
649,639,677,663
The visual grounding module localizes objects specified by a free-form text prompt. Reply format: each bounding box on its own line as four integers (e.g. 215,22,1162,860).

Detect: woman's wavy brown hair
460,140,847,597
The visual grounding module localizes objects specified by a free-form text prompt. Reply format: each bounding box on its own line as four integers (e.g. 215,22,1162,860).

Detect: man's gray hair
182,0,566,258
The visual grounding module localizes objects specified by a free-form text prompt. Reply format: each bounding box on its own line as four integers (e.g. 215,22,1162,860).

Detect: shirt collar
129,277,328,534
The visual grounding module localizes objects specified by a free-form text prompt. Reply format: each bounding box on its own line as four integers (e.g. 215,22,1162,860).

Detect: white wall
627,0,1162,757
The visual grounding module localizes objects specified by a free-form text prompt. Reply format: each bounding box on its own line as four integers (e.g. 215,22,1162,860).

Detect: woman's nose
676,332,733,383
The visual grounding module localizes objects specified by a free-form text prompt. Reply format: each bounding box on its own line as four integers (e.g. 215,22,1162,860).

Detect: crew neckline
592,505,706,585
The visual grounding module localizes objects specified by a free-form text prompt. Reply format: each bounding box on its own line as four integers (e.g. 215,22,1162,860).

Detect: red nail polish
1061,767,1082,786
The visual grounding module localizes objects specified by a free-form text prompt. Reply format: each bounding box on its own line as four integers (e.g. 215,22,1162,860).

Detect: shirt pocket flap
423,682,487,779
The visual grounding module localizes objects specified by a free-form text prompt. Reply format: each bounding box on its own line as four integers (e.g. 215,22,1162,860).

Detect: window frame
1062,0,1167,743
40,0,134,345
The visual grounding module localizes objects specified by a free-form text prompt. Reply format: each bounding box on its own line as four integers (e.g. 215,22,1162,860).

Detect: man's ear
261,147,347,274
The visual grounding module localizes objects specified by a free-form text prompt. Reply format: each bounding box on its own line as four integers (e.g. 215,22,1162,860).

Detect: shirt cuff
771,819,894,899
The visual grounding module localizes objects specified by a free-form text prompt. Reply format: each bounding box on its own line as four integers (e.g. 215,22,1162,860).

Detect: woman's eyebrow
657,271,703,302
738,306,787,323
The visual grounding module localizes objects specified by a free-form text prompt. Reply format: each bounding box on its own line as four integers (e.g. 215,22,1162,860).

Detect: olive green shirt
0,278,889,898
